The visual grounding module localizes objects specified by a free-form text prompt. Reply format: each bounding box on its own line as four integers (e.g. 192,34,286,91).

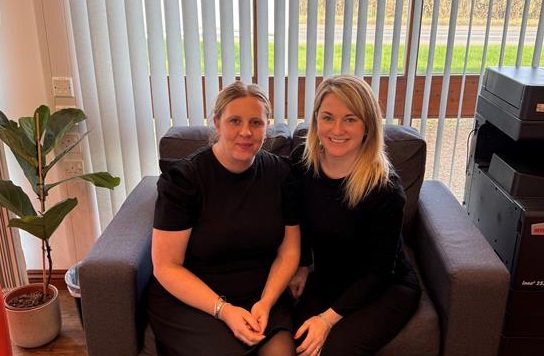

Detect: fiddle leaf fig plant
0,105,120,304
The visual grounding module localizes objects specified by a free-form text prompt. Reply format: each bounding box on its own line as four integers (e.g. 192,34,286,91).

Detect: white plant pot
4,283,61,348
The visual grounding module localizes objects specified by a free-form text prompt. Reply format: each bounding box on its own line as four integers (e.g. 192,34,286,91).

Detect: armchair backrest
159,123,294,159
159,123,426,242
382,125,427,240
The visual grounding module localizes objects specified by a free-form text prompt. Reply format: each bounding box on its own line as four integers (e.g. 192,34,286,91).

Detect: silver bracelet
216,300,228,319
318,313,332,329
214,296,226,319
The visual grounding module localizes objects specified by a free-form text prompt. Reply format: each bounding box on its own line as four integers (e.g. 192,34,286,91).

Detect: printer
464,67,544,355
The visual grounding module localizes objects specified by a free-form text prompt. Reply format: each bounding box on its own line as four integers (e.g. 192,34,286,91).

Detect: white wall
0,0,98,271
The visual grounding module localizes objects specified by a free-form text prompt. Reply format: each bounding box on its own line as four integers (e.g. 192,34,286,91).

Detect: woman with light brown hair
148,81,300,355
289,75,421,356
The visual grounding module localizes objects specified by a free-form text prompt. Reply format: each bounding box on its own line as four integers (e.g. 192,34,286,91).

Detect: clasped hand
220,300,271,346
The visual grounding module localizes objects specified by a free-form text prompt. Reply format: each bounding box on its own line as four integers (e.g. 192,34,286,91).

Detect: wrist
321,309,342,327
318,313,332,329
258,295,274,310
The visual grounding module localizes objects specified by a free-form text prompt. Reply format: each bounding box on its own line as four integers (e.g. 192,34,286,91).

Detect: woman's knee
257,330,296,356
322,329,376,356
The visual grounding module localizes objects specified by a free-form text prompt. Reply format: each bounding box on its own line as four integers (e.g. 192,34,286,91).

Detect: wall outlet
63,160,84,178
52,77,74,97
58,132,81,154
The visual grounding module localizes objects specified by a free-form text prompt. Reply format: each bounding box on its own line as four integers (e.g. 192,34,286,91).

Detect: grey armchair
79,123,509,356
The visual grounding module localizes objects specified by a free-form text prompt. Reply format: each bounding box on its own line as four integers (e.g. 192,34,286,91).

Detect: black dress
147,147,298,356
291,145,421,356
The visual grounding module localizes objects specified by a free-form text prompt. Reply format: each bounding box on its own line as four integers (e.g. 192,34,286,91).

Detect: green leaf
35,105,50,140
19,117,46,192
0,180,37,217
18,116,37,144
8,198,77,241
77,172,121,189
19,105,50,145
0,111,38,168
42,108,86,155
45,172,121,193
13,155,40,195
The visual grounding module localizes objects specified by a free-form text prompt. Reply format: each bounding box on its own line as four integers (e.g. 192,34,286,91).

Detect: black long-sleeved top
291,145,413,316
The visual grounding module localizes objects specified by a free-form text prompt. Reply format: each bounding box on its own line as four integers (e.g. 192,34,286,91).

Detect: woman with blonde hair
289,75,421,356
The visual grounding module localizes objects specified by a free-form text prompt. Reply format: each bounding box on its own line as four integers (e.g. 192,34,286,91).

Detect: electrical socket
58,132,81,154
63,160,84,178
52,77,74,97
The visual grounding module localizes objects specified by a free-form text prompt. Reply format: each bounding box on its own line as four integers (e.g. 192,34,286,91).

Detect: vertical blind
0,145,27,290
0,207,27,290
67,0,544,225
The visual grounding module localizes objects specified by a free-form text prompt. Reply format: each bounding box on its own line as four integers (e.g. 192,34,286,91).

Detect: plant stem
34,111,48,300
45,240,53,287
41,240,46,296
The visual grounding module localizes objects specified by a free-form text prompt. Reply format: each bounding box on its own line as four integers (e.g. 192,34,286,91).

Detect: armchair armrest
414,180,510,356
80,176,159,356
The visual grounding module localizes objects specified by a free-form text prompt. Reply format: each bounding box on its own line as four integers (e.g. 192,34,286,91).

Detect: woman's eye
320,115,333,121
229,118,241,125
250,120,265,127
345,117,358,123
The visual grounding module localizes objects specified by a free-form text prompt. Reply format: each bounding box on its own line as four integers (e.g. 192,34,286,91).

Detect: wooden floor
10,290,88,356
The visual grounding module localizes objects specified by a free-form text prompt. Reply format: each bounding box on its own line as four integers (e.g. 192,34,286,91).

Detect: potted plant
0,105,120,348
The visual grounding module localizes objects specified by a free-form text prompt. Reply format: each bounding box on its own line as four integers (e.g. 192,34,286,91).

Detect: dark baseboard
27,269,68,290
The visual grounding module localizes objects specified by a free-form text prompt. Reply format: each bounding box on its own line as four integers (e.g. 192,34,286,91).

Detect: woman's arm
251,224,300,331
152,228,219,313
152,228,265,345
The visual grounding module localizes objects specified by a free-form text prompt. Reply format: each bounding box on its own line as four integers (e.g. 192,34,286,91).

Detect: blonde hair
213,81,271,121
304,75,392,208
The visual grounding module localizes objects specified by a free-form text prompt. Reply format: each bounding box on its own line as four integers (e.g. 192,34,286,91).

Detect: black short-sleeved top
154,147,298,302
291,144,413,316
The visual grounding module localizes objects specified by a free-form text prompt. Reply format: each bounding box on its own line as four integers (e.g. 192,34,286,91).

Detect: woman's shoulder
290,143,305,164
386,169,402,185
158,147,211,182
362,170,405,208
379,171,407,203
287,143,309,177
388,171,405,194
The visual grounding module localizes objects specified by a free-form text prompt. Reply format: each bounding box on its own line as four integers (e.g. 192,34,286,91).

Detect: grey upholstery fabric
382,125,427,240
262,122,293,156
159,125,213,159
415,181,510,356
80,176,157,356
378,286,440,356
79,124,510,356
